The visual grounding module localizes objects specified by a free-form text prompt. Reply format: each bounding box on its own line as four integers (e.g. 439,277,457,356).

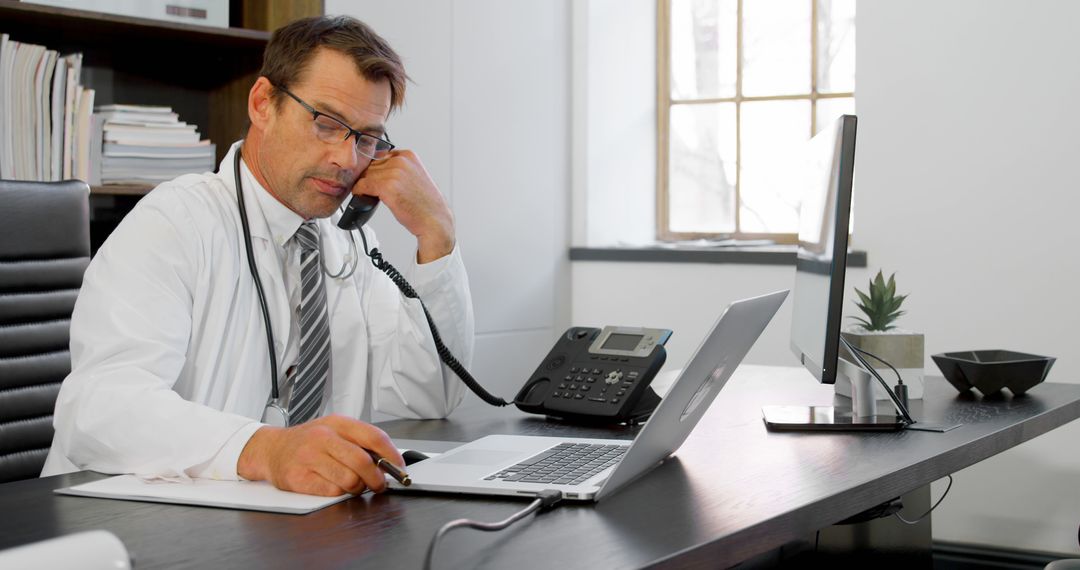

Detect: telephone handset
514,326,672,424
338,194,380,231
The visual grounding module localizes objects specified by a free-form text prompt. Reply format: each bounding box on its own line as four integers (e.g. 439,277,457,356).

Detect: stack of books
0,33,94,182
90,104,215,185
0,32,215,188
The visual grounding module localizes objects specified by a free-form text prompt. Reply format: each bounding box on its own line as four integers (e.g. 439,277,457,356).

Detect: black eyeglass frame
272,83,395,160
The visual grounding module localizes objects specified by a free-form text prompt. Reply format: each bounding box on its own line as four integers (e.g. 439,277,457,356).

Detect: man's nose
329,137,363,171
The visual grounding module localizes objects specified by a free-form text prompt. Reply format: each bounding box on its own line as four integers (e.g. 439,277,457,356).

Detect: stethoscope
233,146,359,426
235,145,511,426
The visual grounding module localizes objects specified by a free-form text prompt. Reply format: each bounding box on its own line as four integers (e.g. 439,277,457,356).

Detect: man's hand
236,415,405,497
352,150,455,263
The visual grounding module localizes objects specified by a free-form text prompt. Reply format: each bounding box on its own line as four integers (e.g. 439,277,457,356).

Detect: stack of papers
91,104,215,185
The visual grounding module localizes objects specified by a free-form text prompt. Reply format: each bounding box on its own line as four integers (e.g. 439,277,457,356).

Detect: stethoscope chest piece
261,400,289,427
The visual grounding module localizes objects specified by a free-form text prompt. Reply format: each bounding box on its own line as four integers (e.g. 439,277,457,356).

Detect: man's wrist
416,233,455,264
237,425,279,481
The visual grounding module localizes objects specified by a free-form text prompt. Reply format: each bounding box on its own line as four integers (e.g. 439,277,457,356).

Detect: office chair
1043,525,1080,569
0,179,91,483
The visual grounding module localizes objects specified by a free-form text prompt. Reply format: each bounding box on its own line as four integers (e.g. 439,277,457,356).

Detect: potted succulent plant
837,270,925,400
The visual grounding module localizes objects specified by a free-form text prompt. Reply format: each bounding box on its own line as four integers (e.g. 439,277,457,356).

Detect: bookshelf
0,1,317,249
89,183,158,196
0,1,271,179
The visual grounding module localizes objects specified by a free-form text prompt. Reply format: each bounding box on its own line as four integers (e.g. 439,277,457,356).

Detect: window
658,0,855,242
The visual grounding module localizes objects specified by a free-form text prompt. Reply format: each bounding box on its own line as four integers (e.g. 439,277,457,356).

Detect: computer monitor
789,114,856,385
763,115,910,431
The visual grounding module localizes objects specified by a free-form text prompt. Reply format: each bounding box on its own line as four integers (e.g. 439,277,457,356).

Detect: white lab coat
42,142,474,479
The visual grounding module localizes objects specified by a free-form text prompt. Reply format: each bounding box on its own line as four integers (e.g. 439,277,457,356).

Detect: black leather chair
1043,527,1080,569
0,180,90,483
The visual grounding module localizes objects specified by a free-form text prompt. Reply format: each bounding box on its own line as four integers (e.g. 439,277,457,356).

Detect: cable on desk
894,475,954,525
840,337,915,423
424,490,563,570
846,344,911,409
846,344,903,386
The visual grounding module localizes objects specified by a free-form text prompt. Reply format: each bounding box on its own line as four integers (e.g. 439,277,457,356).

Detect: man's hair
259,15,407,111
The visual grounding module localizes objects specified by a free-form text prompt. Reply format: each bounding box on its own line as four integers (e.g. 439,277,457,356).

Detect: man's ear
248,77,276,131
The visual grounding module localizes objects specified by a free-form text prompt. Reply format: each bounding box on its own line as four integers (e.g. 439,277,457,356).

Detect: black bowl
932,350,1056,396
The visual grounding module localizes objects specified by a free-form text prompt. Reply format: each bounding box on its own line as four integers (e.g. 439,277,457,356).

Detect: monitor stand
762,357,908,431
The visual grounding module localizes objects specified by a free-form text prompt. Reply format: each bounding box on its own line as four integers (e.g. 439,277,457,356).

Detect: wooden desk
2,365,1078,569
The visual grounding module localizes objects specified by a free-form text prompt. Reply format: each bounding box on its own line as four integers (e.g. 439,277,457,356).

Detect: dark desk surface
3,366,1079,569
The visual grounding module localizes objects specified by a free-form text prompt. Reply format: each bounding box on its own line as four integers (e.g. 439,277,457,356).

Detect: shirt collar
238,152,306,248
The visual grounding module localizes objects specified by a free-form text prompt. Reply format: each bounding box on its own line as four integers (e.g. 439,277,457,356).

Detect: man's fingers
331,418,404,468
349,175,380,199
278,469,348,497
324,436,386,493
310,453,368,495
298,424,376,494
263,422,374,496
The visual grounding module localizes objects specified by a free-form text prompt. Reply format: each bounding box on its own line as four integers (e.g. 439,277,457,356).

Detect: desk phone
514,326,672,424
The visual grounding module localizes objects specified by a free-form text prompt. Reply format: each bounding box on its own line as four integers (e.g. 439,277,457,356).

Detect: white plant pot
835,326,924,401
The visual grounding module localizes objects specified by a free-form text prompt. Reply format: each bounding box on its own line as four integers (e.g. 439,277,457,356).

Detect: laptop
390,289,789,502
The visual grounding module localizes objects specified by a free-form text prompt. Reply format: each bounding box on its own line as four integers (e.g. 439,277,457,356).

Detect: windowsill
569,245,868,267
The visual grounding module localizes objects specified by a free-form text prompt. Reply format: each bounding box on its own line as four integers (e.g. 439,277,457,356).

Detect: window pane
816,0,856,94
670,0,738,99
668,103,737,234
814,97,855,136
742,0,811,97
739,100,811,234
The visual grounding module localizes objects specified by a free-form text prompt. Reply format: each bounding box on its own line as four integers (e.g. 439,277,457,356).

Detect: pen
367,450,411,487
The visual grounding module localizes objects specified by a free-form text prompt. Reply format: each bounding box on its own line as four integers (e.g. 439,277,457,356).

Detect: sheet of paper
55,475,351,515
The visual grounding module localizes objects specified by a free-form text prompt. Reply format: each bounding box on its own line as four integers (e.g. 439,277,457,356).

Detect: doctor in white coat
42,16,474,497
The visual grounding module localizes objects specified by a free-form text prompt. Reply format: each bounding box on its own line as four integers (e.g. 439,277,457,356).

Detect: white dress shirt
42,141,474,480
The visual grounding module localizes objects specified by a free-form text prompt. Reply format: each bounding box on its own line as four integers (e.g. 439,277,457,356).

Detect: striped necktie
289,221,331,425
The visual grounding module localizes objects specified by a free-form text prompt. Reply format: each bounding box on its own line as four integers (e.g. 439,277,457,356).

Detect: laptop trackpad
438,450,521,467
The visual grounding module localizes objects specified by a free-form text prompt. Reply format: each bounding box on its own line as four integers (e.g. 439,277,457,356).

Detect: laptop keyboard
483,443,628,486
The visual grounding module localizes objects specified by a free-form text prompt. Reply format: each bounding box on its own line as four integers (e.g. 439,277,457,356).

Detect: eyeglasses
273,84,395,161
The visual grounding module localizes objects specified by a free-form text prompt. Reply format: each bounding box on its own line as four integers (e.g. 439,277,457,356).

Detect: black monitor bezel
790,114,857,385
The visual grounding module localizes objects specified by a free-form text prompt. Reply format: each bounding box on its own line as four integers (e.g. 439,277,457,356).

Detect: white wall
859,0,1080,554
572,0,1080,556
326,0,572,415
573,261,804,370
572,0,657,246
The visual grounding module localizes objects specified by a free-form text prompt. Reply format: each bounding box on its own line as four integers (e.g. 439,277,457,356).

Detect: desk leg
735,486,934,568
813,484,933,568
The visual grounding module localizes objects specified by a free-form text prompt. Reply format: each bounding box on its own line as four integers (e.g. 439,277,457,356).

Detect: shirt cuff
186,421,265,481
409,243,463,297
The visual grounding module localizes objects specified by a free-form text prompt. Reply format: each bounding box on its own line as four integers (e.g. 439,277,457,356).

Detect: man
42,16,474,497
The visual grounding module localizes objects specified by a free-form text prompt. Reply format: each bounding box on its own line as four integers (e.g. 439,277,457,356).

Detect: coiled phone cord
355,229,511,407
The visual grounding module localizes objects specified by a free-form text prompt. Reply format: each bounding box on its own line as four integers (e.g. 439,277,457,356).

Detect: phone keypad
552,363,637,404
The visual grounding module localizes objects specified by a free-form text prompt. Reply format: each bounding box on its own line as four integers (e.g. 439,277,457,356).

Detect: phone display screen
602,333,642,351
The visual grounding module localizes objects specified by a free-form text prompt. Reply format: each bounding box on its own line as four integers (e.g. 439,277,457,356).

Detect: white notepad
55,475,351,515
